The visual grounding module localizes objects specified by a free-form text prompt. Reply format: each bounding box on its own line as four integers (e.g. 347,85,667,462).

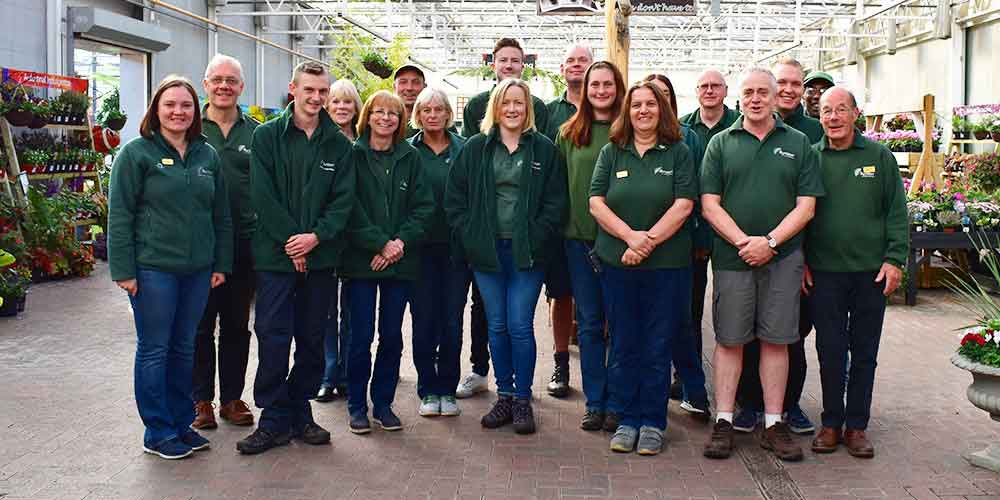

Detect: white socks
764,413,782,428
716,411,734,423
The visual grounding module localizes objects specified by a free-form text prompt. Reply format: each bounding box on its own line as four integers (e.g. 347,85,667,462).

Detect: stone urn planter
951,353,1000,472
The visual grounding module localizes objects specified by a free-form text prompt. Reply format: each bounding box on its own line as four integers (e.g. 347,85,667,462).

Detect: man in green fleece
806,87,906,459
237,61,356,455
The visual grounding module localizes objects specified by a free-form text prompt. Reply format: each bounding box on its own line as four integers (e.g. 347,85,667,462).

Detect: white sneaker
419,395,441,417
455,373,488,399
440,396,461,416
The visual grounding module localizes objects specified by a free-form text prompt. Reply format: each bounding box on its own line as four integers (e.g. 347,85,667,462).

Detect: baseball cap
804,71,835,86
393,64,425,81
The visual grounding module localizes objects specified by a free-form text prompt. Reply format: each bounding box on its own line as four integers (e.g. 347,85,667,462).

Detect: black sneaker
512,398,536,435
581,409,605,431
680,399,711,423
293,422,331,445
236,428,291,455
603,411,620,432
481,395,514,429
373,408,403,431
349,412,371,434
546,352,570,398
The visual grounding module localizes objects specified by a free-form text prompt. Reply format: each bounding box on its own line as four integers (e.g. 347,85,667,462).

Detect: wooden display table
906,230,1000,305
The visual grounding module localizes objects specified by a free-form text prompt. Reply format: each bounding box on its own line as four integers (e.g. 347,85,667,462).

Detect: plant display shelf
865,94,941,194
906,230,1000,306
26,171,99,181
948,139,1000,155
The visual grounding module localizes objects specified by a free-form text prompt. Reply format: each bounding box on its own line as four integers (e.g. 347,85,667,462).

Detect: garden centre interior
2,0,1000,499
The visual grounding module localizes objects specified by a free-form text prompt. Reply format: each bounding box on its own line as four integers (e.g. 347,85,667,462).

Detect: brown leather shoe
811,426,842,453
219,400,255,426
843,429,875,458
192,401,217,430
703,420,735,459
761,422,804,461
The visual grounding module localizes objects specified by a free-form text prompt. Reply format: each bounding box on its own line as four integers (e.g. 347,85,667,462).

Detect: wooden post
605,0,630,83
908,93,936,195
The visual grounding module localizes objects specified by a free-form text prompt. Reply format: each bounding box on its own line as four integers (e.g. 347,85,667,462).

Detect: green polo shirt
781,104,825,144
590,141,697,269
544,92,577,141
461,86,549,139
203,109,257,240
700,116,825,271
806,133,908,272
680,105,741,147
492,141,525,239
557,121,611,241
408,130,465,244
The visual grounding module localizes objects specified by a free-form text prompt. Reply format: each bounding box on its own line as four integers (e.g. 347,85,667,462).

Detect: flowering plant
969,202,1000,230
863,130,939,152
957,323,1000,368
946,234,1000,368
886,114,916,132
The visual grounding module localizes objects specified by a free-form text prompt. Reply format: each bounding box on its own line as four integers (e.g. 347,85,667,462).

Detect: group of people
107,37,907,462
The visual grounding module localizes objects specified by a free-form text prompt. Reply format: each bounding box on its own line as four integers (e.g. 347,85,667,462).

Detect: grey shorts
712,249,804,346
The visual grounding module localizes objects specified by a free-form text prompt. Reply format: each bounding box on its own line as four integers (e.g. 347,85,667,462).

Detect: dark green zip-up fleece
108,131,233,281
341,132,435,281
444,128,568,273
250,103,356,273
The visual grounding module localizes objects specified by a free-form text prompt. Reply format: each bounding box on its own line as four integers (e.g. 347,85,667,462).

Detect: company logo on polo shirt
653,166,674,176
772,147,796,159
531,161,542,171
198,166,214,177
400,180,408,191
854,165,877,178
237,144,251,154
318,161,336,172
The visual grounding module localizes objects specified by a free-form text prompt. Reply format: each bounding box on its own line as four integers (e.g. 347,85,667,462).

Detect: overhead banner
537,0,600,16
2,68,89,93
632,0,697,15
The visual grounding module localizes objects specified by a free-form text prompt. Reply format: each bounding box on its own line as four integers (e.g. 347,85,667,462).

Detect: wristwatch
766,234,778,249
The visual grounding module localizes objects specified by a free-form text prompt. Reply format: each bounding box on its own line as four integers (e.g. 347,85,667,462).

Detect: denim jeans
130,267,212,447
674,258,708,405
253,271,334,432
346,278,410,416
565,239,608,412
809,270,886,430
473,239,545,400
322,278,351,389
192,238,255,404
411,243,469,398
603,266,690,430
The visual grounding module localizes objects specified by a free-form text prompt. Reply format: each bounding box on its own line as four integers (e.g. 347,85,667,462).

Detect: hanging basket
4,109,32,127
362,60,394,79
28,114,48,129
105,117,127,131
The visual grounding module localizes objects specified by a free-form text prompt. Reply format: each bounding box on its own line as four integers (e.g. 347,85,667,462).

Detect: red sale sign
2,68,88,93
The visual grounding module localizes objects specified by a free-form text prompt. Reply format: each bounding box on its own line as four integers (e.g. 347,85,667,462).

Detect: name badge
863,165,876,174
162,158,174,166
616,170,629,179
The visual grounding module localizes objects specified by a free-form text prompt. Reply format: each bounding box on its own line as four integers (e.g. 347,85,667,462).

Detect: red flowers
962,333,987,346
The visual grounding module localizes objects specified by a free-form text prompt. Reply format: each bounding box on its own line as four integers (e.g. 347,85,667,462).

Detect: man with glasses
803,71,836,119
807,87,905,458
191,54,258,431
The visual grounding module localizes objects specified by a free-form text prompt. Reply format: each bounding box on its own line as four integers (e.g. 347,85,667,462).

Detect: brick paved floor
0,263,997,500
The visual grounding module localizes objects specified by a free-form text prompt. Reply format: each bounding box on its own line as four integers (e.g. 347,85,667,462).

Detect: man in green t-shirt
192,54,258,431
806,87,906,459
773,58,824,144
700,68,824,463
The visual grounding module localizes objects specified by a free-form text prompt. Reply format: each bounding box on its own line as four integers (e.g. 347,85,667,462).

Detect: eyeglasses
819,106,854,118
805,86,830,96
208,77,241,86
697,83,724,92
371,109,401,120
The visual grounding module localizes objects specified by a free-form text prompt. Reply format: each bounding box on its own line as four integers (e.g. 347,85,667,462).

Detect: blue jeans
673,260,708,404
346,278,410,416
565,240,608,412
253,271,334,432
322,278,351,389
130,267,211,447
603,266,690,430
472,239,545,400
411,244,469,398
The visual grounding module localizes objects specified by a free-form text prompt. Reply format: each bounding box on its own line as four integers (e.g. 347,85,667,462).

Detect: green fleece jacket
444,128,568,273
341,133,435,281
108,131,233,281
250,104,356,273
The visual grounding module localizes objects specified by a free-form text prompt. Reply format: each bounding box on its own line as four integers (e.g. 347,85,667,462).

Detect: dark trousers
690,255,709,360
192,238,255,403
346,278,410,416
322,278,351,389
253,271,334,432
735,295,812,413
469,282,490,377
411,244,468,398
809,271,886,430
673,255,709,403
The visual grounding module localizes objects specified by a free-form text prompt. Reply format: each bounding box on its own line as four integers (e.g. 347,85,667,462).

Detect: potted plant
973,118,991,140
361,52,394,79
988,115,1000,143
0,82,35,127
60,91,89,125
953,114,969,140
947,237,1000,472
0,250,30,317
937,210,962,232
97,88,127,131
26,99,52,129
969,202,1000,231
19,149,50,175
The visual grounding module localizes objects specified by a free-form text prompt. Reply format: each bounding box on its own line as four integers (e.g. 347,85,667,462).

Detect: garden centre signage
2,68,88,93
632,0,696,15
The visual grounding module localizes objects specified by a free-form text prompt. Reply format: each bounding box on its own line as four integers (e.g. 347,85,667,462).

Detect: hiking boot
236,428,291,455
512,398,536,434
761,422,804,461
603,411,620,432
610,425,638,453
785,405,815,435
191,401,217,430
349,412,371,434
456,373,488,398
703,420,735,459
373,408,403,431
293,422,331,445
219,400,254,426
636,426,664,456
844,429,875,458
481,395,514,429
581,409,605,431
439,396,461,416
811,426,841,454
547,352,570,398
419,395,441,417
680,399,711,422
